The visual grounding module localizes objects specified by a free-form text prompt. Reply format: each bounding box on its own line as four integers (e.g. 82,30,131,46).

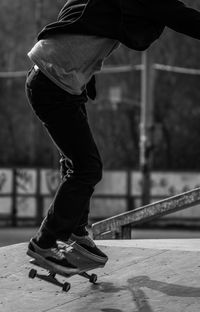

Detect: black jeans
25,67,102,247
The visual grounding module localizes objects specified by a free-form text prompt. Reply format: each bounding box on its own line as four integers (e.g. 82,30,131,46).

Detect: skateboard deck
28,244,105,292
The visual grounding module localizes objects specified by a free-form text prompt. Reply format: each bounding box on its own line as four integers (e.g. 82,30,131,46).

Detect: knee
81,160,103,186
93,162,103,185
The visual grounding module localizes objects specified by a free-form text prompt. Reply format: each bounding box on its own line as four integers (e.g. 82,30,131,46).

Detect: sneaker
27,238,80,274
63,234,108,264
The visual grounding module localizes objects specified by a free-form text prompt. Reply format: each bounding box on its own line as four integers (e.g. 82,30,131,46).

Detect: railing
92,187,200,239
1,168,200,227
0,168,60,226
0,168,133,226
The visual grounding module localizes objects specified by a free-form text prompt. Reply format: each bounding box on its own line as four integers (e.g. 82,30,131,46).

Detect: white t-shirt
28,34,119,95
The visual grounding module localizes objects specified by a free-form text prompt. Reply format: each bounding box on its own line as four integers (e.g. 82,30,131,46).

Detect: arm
144,0,200,40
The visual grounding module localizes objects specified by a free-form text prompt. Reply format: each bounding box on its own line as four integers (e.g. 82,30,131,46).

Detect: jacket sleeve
145,0,200,40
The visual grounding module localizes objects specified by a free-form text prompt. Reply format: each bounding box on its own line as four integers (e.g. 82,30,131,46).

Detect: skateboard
28,244,105,292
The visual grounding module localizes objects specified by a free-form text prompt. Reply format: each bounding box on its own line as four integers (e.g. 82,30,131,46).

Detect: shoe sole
67,239,108,265
27,248,80,275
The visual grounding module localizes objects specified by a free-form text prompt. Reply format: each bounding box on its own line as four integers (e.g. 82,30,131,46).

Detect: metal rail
92,187,200,239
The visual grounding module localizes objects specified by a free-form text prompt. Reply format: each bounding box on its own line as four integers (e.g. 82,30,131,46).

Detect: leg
60,154,89,236
25,67,102,247
59,101,91,237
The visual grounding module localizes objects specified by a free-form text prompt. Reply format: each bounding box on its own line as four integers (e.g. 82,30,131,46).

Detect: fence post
127,170,134,211
36,168,43,226
11,168,17,226
140,50,155,205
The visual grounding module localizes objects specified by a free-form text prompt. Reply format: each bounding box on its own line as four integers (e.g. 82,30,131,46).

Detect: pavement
1,239,200,312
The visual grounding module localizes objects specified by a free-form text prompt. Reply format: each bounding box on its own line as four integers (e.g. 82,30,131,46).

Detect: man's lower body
25,66,108,272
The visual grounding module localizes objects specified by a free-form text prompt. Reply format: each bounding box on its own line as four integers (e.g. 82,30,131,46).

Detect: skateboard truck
28,260,98,292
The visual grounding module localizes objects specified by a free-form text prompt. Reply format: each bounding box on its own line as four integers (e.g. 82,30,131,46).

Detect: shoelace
51,247,65,259
58,241,76,253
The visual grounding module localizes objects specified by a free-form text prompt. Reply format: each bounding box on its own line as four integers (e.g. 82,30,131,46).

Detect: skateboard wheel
89,274,97,284
62,282,71,292
29,269,37,279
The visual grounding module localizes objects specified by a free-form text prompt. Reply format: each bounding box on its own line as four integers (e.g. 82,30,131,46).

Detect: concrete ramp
1,239,200,312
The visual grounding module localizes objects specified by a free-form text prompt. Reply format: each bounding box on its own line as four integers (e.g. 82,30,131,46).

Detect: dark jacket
38,0,200,51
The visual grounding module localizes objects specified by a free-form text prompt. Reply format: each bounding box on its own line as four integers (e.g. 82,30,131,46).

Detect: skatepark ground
1,238,200,312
